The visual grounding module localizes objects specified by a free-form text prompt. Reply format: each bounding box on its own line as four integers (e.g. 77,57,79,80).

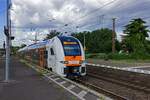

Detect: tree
45,30,60,40
20,44,27,48
123,18,149,54
11,46,20,55
73,28,120,53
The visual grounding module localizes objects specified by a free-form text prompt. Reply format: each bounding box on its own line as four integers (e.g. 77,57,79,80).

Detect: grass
86,53,150,62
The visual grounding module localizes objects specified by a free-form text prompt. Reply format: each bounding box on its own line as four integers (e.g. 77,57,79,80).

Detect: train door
39,48,44,67
44,49,48,68
49,47,56,71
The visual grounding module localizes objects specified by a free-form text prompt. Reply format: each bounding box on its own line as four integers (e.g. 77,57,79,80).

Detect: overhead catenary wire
11,0,150,34
63,0,137,30
64,0,143,28
10,0,133,32
59,0,118,28
76,0,141,28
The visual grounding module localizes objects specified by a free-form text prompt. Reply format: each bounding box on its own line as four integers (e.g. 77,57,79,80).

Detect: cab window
50,48,54,55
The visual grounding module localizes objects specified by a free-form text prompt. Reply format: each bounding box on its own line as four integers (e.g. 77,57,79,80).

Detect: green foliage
86,53,107,59
73,28,120,53
107,53,131,60
11,46,20,55
45,30,60,40
123,18,149,54
20,44,27,48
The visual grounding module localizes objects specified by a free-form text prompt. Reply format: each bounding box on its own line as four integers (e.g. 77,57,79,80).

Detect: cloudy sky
0,0,150,47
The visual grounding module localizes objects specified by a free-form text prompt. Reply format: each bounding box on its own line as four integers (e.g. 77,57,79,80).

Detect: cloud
9,0,150,46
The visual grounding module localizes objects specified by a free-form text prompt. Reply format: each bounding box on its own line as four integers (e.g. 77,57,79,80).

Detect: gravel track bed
84,65,150,100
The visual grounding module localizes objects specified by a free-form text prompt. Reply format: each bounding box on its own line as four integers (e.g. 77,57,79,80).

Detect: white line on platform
49,75,55,78
44,75,86,100
46,73,53,76
124,66,150,69
53,78,60,81
67,85,76,90
78,90,87,98
59,81,66,85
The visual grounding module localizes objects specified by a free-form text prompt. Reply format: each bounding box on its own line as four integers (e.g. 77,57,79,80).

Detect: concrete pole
35,32,37,43
5,0,10,81
9,18,12,47
83,32,86,51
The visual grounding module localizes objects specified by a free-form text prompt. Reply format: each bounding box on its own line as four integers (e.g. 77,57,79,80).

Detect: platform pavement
0,57,78,100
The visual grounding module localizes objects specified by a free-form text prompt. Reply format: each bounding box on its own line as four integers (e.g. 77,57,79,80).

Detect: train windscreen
58,36,82,56
64,44,81,56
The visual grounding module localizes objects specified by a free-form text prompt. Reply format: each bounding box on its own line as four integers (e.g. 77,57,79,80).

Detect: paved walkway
0,57,78,100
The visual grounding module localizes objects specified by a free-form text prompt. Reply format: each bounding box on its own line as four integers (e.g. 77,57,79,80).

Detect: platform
0,57,78,100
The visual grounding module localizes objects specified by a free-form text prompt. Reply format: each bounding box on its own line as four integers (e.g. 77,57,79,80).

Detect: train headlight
60,61,69,64
79,60,84,64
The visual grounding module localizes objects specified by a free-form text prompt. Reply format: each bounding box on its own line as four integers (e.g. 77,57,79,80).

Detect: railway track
87,73,150,94
74,78,128,100
84,66,150,100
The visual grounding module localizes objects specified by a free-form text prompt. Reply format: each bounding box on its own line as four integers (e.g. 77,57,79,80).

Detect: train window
64,45,81,56
44,50,48,58
50,48,55,55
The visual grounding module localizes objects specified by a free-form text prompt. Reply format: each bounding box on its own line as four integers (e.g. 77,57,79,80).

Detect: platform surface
0,57,78,100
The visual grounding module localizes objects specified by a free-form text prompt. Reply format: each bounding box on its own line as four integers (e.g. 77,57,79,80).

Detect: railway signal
11,36,15,40
3,41,5,49
4,26,9,37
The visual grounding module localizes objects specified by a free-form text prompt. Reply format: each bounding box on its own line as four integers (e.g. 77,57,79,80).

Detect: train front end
58,36,86,77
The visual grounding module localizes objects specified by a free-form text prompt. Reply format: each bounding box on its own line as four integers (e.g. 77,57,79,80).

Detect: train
18,36,86,77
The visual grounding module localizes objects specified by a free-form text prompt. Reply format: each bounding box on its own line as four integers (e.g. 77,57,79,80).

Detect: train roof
18,36,78,52
18,39,50,52
28,39,50,50
58,36,78,42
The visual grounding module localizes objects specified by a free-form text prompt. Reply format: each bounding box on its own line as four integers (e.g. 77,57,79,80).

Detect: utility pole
83,32,86,51
100,15,104,29
112,18,116,53
4,0,11,82
9,18,12,47
35,32,37,43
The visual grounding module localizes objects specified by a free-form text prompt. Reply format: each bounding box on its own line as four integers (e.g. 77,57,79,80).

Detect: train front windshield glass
64,45,81,56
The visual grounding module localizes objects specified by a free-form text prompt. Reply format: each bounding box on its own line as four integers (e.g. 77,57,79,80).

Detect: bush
107,53,131,60
131,52,150,60
85,53,107,59
85,53,99,58
97,53,108,60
